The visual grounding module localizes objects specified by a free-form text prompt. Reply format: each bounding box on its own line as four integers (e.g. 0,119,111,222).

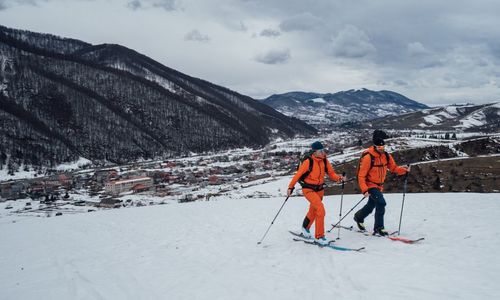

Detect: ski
289,231,365,252
331,225,425,244
292,237,365,252
387,236,425,244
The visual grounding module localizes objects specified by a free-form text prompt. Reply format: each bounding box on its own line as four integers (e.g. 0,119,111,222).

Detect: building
1,181,26,200
208,175,219,185
58,174,72,186
131,183,150,193
94,169,118,184
105,177,153,195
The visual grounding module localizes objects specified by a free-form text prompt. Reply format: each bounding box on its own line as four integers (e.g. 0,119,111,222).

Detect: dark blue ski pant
355,188,386,230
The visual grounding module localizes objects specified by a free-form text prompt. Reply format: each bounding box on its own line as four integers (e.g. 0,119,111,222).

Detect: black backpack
297,150,327,183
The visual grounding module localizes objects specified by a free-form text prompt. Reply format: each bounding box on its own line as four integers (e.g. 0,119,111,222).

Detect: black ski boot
374,227,389,236
353,214,366,231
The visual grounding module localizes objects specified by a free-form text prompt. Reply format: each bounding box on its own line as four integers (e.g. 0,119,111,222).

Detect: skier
354,130,409,236
288,141,344,245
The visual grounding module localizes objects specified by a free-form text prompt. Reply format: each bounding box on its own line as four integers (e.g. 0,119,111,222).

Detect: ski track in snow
1,190,499,300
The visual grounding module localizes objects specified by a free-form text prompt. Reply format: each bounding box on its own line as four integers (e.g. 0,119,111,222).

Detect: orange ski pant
303,188,326,239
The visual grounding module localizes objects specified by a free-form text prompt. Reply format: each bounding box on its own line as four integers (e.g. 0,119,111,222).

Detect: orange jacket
289,155,341,189
358,146,407,193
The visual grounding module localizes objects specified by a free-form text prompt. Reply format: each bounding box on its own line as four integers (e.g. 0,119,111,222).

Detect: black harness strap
300,182,325,192
298,156,327,182
357,149,390,178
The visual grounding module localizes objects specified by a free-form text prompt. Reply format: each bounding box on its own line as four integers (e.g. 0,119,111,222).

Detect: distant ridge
262,89,429,128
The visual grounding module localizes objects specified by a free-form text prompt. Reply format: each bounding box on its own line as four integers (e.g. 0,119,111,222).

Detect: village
0,145,306,217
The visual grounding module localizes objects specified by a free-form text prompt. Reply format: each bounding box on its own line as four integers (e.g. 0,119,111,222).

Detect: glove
287,187,295,196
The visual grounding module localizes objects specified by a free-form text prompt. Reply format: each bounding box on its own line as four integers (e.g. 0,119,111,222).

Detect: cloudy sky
1,0,500,106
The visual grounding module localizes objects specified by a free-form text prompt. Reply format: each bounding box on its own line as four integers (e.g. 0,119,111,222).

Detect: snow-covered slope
1,178,498,299
364,102,500,132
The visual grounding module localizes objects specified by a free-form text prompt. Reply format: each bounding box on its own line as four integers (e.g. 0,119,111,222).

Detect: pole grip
403,164,410,180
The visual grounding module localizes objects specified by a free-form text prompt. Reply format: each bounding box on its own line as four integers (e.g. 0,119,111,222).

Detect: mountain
261,89,429,128
0,25,316,170
352,102,500,132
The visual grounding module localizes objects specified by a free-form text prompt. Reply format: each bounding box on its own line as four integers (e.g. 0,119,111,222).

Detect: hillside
261,89,429,128
346,102,500,132
0,25,316,171
324,135,500,195
0,186,498,299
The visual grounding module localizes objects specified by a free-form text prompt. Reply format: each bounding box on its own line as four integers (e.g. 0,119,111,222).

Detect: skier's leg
304,189,326,239
370,189,387,230
354,193,375,222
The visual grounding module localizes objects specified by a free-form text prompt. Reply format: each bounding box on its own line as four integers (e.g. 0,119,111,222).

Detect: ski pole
328,196,366,233
336,172,346,240
397,165,410,235
257,195,290,244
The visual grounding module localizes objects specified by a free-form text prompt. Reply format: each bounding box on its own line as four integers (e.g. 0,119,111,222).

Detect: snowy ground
1,175,499,300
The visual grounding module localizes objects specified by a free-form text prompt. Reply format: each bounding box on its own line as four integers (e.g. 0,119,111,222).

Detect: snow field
0,190,499,300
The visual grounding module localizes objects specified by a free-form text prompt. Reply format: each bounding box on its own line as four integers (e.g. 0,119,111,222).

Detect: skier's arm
326,160,342,182
288,159,310,189
388,154,408,175
357,155,372,194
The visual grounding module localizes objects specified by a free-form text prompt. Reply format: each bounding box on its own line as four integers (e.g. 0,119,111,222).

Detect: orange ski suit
289,155,342,239
358,146,407,194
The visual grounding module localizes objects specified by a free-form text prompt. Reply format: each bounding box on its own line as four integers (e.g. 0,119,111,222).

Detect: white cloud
255,49,290,65
125,0,181,11
407,42,430,56
0,0,42,9
184,30,210,43
127,0,141,10
152,0,180,11
330,25,376,58
260,28,281,38
279,12,323,32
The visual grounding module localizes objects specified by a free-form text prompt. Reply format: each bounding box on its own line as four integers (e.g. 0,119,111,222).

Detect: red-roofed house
131,183,150,193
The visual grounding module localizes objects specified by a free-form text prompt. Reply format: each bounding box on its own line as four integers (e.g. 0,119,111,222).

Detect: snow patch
307,97,326,104
444,106,460,115
423,114,442,125
55,157,92,171
454,111,486,129
0,167,38,181
0,81,7,96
